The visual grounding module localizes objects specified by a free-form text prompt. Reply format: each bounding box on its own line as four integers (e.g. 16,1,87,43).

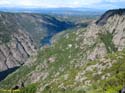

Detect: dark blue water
0,67,20,81
40,23,88,46
40,35,52,46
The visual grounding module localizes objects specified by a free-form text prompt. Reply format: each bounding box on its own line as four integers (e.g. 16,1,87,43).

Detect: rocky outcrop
96,9,125,26
0,29,37,71
84,9,125,60
1,9,125,93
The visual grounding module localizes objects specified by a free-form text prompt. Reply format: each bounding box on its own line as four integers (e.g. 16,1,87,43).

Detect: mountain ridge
0,7,105,14
0,12,74,46
96,8,125,26
0,8,125,93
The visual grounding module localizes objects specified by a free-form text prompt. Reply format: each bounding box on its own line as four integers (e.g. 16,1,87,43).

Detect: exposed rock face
1,9,125,93
0,12,73,71
0,29,37,71
96,9,125,26
84,8,125,60
0,12,73,45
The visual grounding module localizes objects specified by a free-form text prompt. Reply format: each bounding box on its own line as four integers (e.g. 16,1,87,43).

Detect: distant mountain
0,7,105,16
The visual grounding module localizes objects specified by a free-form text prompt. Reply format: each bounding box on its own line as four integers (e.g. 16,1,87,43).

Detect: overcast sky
0,0,124,9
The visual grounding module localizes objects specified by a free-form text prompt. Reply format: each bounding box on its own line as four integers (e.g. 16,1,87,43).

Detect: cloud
0,0,124,9
0,0,11,5
0,0,103,8
105,0,125,3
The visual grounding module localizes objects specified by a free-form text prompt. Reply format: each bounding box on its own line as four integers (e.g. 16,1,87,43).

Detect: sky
0,0,125,9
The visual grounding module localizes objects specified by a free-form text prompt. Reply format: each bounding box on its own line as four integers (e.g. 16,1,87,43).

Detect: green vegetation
0,33,11,43
0,22,12,43
0,62,37,88
99,31,117,53
0,83,37,93
0,24,125,93
87,51,125,93
0,28,87,90
40,50,125,93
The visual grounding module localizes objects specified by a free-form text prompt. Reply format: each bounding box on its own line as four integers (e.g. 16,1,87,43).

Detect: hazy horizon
0,0,125,10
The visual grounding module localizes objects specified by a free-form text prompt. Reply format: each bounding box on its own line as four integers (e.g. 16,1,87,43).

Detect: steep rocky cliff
86,8,125,60
0,9,125,93
0,12,73,73
0,12,73,46
96,9,125,26
0,29,37,72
